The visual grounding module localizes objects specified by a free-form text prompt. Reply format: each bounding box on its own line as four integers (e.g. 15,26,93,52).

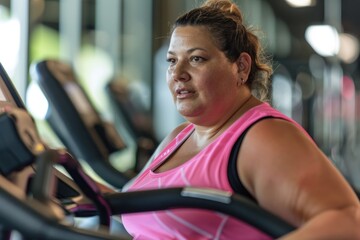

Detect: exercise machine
0,62,125,239
30,59,132,189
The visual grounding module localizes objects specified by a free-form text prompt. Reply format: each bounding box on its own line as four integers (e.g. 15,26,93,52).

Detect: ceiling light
338,33,360,64
305,25,339,57
285,0,316,7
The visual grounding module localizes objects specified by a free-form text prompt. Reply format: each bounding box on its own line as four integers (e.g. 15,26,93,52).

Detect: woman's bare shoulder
239,118,359,226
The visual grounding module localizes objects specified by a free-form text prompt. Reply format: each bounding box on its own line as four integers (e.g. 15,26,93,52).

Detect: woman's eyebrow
167,47,207,55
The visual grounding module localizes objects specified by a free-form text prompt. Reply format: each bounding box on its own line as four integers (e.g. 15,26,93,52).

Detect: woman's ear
236,52,252,84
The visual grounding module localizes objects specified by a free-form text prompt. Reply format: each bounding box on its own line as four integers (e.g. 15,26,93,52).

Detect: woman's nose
170,62,190,82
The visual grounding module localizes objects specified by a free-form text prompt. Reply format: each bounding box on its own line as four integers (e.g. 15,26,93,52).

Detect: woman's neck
192,94,256,145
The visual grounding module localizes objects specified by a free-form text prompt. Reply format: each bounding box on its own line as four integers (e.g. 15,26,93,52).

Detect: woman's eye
191,56,204,62
166,58,176,65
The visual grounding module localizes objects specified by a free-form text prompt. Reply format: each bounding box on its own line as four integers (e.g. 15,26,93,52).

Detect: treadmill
30,59,132,189
0,62,295,238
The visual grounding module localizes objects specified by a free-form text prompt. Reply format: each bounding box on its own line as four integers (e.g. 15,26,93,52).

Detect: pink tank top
122,103,304,240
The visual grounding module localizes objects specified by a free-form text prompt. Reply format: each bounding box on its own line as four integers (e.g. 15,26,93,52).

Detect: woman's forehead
169,26,218,51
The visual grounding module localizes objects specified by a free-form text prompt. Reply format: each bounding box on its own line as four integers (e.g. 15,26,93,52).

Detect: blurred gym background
0,0,359,189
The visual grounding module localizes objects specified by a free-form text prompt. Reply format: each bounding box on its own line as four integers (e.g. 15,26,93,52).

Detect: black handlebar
48,149,295,237
0,187,126,240
105,187,295,238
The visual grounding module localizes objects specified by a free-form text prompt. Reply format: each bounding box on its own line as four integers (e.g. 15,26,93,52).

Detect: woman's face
166,26,240,125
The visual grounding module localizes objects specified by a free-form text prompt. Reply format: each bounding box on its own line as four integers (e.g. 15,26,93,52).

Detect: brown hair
172,0,273,102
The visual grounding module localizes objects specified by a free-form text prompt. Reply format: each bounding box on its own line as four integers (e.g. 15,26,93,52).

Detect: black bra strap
227,117,274,202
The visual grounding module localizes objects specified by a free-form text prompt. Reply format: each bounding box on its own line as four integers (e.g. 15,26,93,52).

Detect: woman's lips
176,88,195,99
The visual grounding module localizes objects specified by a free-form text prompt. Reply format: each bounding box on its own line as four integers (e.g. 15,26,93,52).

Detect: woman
122,0,360,239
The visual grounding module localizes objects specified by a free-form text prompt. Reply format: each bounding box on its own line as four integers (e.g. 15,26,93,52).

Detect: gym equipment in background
107,80,158,172
30,59,132,189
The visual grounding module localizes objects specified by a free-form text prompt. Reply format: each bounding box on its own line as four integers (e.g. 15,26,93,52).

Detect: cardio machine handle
105,187,295,238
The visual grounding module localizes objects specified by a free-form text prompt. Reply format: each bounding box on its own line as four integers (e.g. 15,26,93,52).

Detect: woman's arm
238,118,360,239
